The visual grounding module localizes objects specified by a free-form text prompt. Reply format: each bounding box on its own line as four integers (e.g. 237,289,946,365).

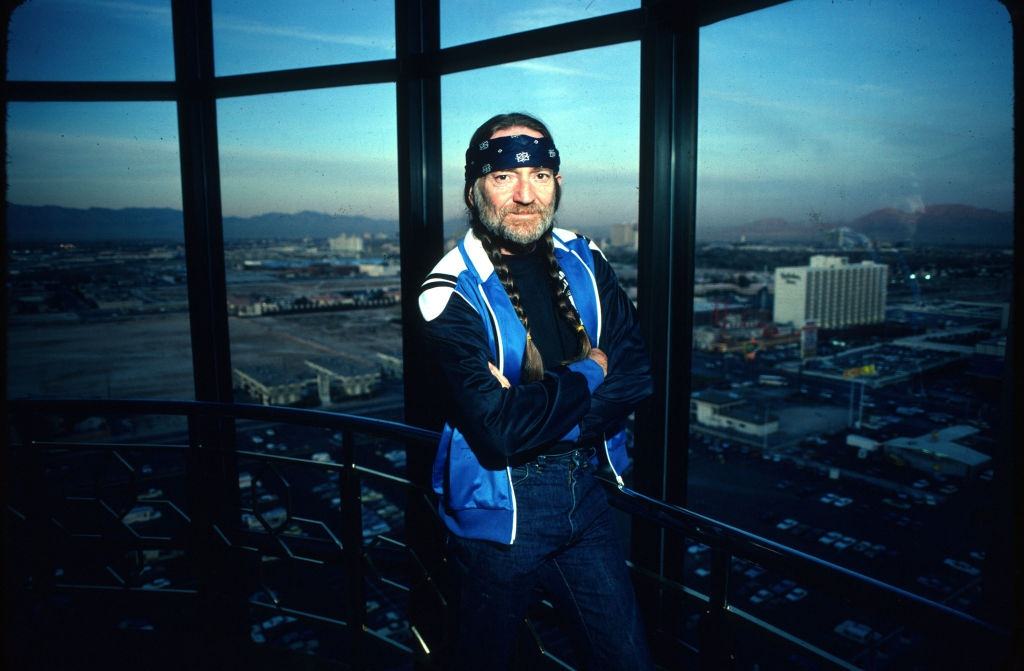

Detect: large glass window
441,0,638,47
216,85,406,656
6,102,192,402
441,43,641,241
212,0,395,75
7,0,174,81
691,0,1012,663
440,42,641,664
217,86,402,421
440,44,642,391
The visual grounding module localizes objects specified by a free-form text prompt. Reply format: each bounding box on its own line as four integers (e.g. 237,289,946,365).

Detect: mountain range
4,204,396,242
698,204,1013,247
5,202,1013,247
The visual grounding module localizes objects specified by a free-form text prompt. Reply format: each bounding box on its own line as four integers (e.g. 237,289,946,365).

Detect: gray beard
472,183,556,246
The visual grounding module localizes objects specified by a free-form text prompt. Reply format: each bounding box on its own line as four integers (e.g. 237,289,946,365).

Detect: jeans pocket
510,465,531,486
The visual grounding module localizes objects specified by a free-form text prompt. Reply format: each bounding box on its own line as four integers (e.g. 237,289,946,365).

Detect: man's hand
588,348,608,376
488,362,511,389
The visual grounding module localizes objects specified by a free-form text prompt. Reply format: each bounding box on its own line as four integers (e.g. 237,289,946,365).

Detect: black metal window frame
3,0,1022,655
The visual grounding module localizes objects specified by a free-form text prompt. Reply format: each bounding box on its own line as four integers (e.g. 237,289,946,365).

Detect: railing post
395,2,446,668
13,409,57,599
184,410,244,670
634,1,701,657
700,547,735,670
340,428,366,667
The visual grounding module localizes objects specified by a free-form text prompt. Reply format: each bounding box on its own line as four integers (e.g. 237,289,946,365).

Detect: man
419,112,654,670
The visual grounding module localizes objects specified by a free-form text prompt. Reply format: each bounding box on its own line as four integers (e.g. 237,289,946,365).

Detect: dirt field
7,305,404,401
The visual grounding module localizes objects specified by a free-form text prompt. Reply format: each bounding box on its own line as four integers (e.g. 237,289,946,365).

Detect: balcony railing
5,398,1009,670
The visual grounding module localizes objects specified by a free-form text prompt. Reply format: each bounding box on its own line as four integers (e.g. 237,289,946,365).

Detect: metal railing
6,398,442,670
5,398,1009,670
606,484,1008,669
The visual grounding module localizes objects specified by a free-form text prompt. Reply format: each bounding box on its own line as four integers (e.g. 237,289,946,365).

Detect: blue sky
697,0,1013,228
5,0,1013,233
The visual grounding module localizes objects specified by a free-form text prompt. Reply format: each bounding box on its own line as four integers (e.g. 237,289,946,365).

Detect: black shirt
504,244,580,371
504,243,582,457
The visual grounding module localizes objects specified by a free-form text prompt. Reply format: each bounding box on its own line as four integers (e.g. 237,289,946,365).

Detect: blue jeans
447,448,654,671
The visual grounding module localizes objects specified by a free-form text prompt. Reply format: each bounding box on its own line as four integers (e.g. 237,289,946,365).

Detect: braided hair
465,113,591,382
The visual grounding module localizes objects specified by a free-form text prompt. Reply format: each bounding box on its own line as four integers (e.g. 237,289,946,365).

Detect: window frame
2,0,1020,647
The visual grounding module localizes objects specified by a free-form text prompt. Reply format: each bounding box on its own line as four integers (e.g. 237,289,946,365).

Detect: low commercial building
883,426,991,478
692,390,779,439
305,357,382,404
376,353,403,380
233,366,316,406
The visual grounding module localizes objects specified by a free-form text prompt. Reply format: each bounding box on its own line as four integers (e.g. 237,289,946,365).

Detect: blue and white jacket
418,227,652,544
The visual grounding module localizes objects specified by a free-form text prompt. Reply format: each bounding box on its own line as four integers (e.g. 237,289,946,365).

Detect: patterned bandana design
465,134,560,182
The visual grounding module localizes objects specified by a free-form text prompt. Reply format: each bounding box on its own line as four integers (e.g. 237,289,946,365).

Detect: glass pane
440,45,644,667
6,102,192,401
692,0,1012,667
212,0,395,75
441,0,639,47
442,44,641,472
217,86,402,422
442,43,640,240
7,0,174,81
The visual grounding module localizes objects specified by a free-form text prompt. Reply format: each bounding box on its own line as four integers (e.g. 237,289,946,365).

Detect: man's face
471,126,563,246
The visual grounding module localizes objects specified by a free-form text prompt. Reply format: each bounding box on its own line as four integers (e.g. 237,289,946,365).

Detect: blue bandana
465,134,560,182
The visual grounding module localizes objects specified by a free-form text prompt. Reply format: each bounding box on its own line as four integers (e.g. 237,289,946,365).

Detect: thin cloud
499,60,610,79
9,129,180,157
806,76,903,99
71,0,171,22
216,16,393,51
61,1,392,51
504,3,633,33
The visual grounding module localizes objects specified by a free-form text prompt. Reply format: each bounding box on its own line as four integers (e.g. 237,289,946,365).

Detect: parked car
943,558,981,576
818,531,842,545
141,577,171,590
916,575,951,593
833,536,856,550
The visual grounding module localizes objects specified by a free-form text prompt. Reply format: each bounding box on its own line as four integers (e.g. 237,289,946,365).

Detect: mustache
501,204,546,216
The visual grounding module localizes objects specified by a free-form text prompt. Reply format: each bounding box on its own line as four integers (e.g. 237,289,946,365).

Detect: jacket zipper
603,438,625,487
506,465,518,544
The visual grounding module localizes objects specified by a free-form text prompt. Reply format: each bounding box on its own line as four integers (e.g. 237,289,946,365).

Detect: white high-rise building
610,223,638,250
329,233,364,255
773,255,887,329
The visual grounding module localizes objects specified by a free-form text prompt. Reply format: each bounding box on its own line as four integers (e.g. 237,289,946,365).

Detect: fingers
588,348,608,376
488,362,511,389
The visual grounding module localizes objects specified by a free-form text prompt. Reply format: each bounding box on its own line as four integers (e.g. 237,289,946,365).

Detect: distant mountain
5,204,185,242
7,202,1011,247
699,204,1012,247
848,207,917,242
5,203,398,242
225,210,395,239
850,204,1012,247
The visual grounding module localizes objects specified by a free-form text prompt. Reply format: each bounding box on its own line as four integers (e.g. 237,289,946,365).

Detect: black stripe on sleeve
420,280,456,292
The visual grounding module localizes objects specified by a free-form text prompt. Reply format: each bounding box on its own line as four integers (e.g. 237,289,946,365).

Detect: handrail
8,398,439,445
606,481,1006,638
6,397,1008,669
